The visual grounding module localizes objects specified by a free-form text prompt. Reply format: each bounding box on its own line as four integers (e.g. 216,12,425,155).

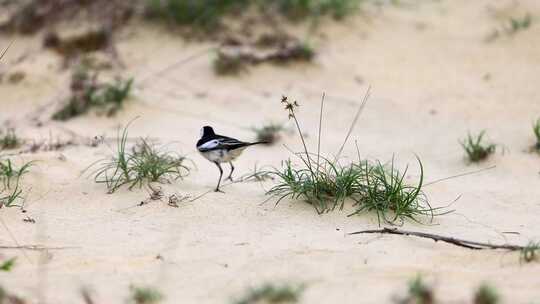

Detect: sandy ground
1,0,540,303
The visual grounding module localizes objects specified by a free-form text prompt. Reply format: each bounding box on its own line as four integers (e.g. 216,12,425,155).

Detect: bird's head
200,126,215,138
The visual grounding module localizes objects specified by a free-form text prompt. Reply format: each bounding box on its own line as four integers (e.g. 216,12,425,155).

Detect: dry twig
349,227,526,250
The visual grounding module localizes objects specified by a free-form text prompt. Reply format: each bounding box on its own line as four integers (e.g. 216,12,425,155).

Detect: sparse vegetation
0,157,32,208
0,258,16,272
251,123,285,145
520,241,540,263
89,123,190,193
52,66,133,121
507,14,532,33
0,129,21,150
232,283,304,304
474,283,499,304
128,285,163,304
347,157,445,225
265,94,444,225
460,131,496,162
214,52,246,75
145,0,360,30
0,285,26,304
532,118,540,152
396,276,434,304
486,13,532,42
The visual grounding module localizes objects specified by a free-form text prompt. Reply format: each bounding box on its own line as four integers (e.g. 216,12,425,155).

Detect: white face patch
200,128,204,138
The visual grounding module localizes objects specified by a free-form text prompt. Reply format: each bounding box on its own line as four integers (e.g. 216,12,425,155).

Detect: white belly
200,148,246,163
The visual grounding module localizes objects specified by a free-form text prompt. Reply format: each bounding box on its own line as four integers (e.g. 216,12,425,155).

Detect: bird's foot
226,176,234,182
214,188,225,193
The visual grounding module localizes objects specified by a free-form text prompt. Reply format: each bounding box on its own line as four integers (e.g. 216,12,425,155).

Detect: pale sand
0,0,539,303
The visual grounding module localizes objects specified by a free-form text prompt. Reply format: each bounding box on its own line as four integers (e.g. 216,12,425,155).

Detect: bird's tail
247,141,269,146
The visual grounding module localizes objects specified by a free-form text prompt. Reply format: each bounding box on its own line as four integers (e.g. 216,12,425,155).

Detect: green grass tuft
264,94,445,225
89,123,190,193
474,283,499,304
0,258,16,272
213,52,246,75
233,283,304,304
145,0,360,30
506,14,532,35
460,131,496,162
0,157,33,208
347,157,447,225
0,129,21,150
53,66,133,121
129,285,163,304
0,285,25,304
520,241,540,264
533,118,540,151
400,276,434,304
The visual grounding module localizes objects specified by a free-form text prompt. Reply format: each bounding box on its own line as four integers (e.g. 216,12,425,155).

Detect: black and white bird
196,126,266,192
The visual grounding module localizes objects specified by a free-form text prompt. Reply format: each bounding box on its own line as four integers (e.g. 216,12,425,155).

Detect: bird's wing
198,136,250,152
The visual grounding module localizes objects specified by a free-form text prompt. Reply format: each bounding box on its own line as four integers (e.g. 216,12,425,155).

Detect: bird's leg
226,162,235,181
214,162,224,193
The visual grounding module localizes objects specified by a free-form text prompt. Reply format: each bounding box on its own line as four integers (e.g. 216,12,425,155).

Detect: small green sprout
474,283,499,304
520,241,540,263
129,285,163,304
0,129,21,150
0,258,16,272
233,283,304,304
532,118,540,151
460,131,496,162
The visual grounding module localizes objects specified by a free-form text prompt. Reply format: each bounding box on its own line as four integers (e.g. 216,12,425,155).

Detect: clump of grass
0,258,16,272
129,285,163,304
251,123,285,145
0,285,26,304
532,118,540,152
274,0,359,20
145,0,247,30
0,158,32,208
397,276,434,304
52,66,133,121
506,14,532,35
145,0,359,31
232,283,304,304
214,52,246,75
347,157,444,225
486,13,532,42
264,93,443,225
473,283,499,304
0,129,21,150
89,123,190,193
460,131,496,162
520,241,540,263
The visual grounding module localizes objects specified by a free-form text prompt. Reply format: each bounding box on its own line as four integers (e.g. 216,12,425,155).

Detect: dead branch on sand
0,245,78,251
349,227,526,250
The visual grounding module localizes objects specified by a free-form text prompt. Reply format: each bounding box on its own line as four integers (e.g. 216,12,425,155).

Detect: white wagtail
197,126,266,192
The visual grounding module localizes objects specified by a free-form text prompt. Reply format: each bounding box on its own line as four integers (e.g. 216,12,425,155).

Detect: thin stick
316,92,325,176
349,227,526,251
0,217,32,263
0,41,13,60
335,85,371,162
0,245,77,250
424,165,496,187
137,47,215,86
